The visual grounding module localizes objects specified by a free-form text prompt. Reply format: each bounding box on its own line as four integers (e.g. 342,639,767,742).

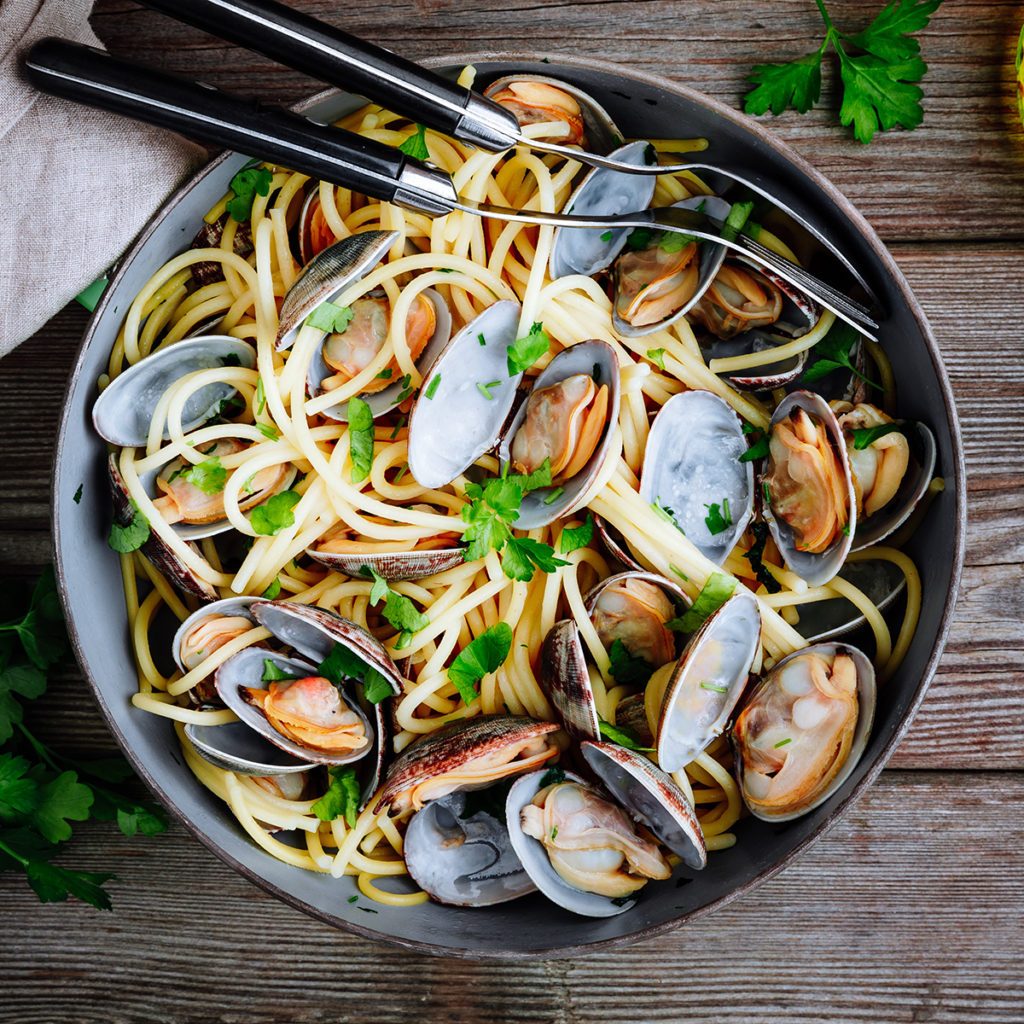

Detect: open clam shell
482,73,622,155
276,230,398,350
106,454,216,601
732,641,876,822
407,300,523,489
706,331,809,392
850,421,937,551
581,741,706,869
214,646,373,767
794,558,906,643
172,596,259,703
639,390,754,565
404,789,536,907
549,140,657,280
544,571,689,740
610,196,730,339
93,335,255,447
764,390,856,587
183,719,312,776
306,544,465,582
305,289,452,422
656,589,761,773
374,715,561,813
499,339,621,528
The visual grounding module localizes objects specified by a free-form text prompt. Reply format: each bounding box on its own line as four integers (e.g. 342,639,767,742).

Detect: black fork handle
24,38,458,215
135,0,520,152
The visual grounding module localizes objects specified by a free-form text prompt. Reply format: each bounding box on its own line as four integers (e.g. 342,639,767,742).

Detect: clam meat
590,576,677,667
831,402,910,520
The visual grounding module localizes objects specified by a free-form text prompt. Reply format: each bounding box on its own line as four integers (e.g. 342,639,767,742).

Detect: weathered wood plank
0,771,1019,1022
86,0,1024,242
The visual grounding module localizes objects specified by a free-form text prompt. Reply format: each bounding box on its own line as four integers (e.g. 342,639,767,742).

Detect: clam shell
106,454,216,601
656,589,761,773
549,140,657,280
276,230,397,350
614,693,653,746
305,289,453,421
374,715,560,812
172,596,259,704
305,545,465,581
250,601,403,698
851,421,937,551
407,300,523,489
795,558,906,643
482,73,622,155
499,339,621,528
214,647,373,767
93,335,255,447
764,390,856,587
593,513,645,571
505,769,635,917
639,390,754,565
706,331,809,392
581,741,706,869
732,641,876,822
183,719,311,776
404,789,535,907
611,196,730,339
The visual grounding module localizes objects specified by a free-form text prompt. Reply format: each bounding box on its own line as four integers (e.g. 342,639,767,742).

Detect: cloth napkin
0,0,206,356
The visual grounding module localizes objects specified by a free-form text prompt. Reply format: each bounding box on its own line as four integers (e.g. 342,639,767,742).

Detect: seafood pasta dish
93,68,939,916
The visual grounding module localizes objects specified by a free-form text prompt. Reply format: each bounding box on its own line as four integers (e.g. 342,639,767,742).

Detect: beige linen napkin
0,0,206,355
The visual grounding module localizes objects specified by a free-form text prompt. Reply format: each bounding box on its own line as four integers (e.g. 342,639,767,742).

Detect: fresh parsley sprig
447,623,513,705
744,0,943,143
803,322,881,390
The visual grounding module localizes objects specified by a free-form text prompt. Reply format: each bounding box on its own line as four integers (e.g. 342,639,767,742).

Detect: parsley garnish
598,718,653,751
424,374,441,399
398,123,430,161
477,333,487,347
306,301,354,334
803,322,881,389
178,457,226,496
699,681,729,694
651,499,677,527
721,201,755,242
312,766,360,827
739,424,770,462
626,227,654,250
363,566,429,636
540,766,566,788
347,396,375,484
226,166,273,221
744,0,942,144
774,737,793,748
704,499,733,536
659,229,696,252
607,638,653,687
743,520,782,594
107,503,149,553
256,423,280,441
646,348,667,370
600,230,614,241
249,490,300,536
255,377,266,415
261,658,300,682
447,623,513,705
543,487,565,506
559,514,594,555
318,642,393,704
852,422,905,449
667,572,737,635
506,322,551,376
261,577,282,600
72,485,83,505
376,368,393,380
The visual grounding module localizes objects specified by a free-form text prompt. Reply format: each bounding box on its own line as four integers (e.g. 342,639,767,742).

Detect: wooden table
2,2,1022,1020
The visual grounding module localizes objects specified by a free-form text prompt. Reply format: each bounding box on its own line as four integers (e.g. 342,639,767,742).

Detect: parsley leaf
22,858,116,910
502,537,568,583
704,500,733,536
306,301,354,334
559,514,595,555
363,567,429,635
261,577,282,601
347,396,375,484
73,485,83,505
746,51,824,116
506,322,550,376
646,348,667,370
667,572,737,635
319,642,394,704
0,754,38,817
803,321,881,389
312,766,360,827
107,503,150,554
261,658,300,682
743,520,782,594
598,718,653,752
398,123,430,161
256,422,280,441
852,421,905,449
607,639,653,688
448,623,512,705
539,766,566,788
739,426,770,462
249,490,300,536
226,166,273,222
30,771,93,844
424,374,441,399
255,376,266,415
180,457,226,496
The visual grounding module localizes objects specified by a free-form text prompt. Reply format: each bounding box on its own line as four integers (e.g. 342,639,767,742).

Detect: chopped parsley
261,577,282,600
598,718,653,751
376,368,394,380
739,423,770,462
743,520,782,594
506,322,550,376
255,377,266,414
667,572,737,635
600,230,614,242
651,499,678,527
704,499,733,536
398,123,430,161
803,321,881,390
540,766,566,788
608,638,652,687
699,681,729,694
559,514,594,555
424,374,441,399
255,422,280,441
249,490,300,536
261,658,299,682
476,380,501,400
477,333,487,347
447,622,513,705
72,485,83,505
852,421,904,449
774,737,793,748
180,456,226,495
312,766,360,827
107,504,149,553
318,642,393,704
721,200,755,242
646,348,667,370
363,566,429,637
306,301,354,334
226,166,273,222
347,396,375,484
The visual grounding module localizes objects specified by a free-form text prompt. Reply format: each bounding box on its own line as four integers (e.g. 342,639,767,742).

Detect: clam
144,437,295,541
732,642,876,821
499,339,621,527
483,74,621,153
793,558,906,643
306,288,453,421
106,454,216,601
403,788,536,907
307,511,464,581
763,390,855,587
543,571,688,740
172,595,259,704
297,189,340,265
373,715,561,814
407,301,524,489
506,752,702,917
830,403,938,551
653,589,761,773
548,140,657,280
93,335,255,447
276,230,397,350
610,197,730,338
705,331,808,392
639,390,755,565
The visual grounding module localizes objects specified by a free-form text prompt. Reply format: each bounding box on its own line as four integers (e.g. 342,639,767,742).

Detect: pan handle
135,0,521,152
24,38,459,215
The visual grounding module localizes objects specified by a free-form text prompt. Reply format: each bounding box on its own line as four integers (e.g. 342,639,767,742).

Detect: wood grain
0,772,1020,1023
86,0,1024,243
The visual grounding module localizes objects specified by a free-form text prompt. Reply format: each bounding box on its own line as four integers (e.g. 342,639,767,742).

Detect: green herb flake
543,487,565,506
506,322,550,376
699,681,729,694
774,737,793,748
559,514,594,555
743,520,782,594
226,166,273,222
398,123,430,161
261,658,300,682
739,426,770,462
608,639,652,688
704,500,733,537
256,422,280,441
107,504,150,554
667,572,737,635
852,421,904,450
375,368,394,380
722,200,755,242
539,766,566,788
600,230,614,242
249,490,301,536
646,348,667,370
261,577,282,600
179,457,227,496
477,333,487,347
803,321,881,390
319,642,394,704
447,623,513,705
305,301,354,334
364,566,429,636
669,563,690,582
347,396,375,484
312,766,360,827
255,376,266,415
72,485,83,505
651,499,677,527
598,718,653,751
